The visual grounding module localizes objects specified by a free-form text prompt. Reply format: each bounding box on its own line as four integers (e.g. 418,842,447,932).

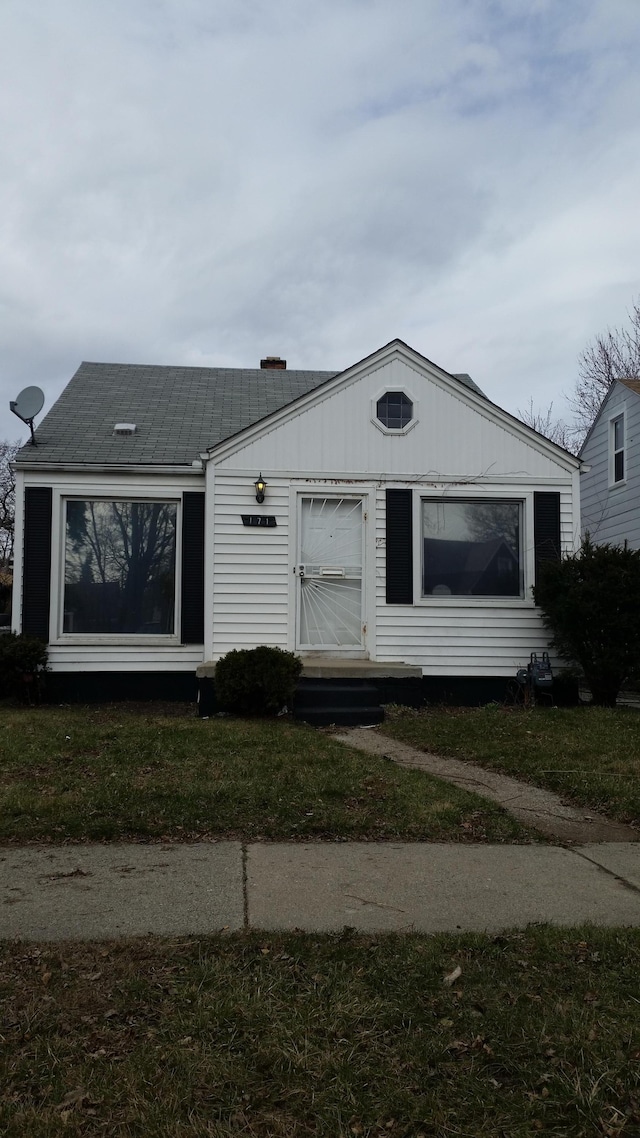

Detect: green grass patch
382,705,640,825
1,927,639,1136
0,705,532,844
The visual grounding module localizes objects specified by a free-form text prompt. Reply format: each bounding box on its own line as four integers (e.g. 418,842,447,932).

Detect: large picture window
63,500,177,635
422,499,523,597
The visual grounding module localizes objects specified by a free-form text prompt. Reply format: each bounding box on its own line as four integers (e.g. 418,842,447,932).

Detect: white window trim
51,491,183,645
609,410,626,488
371,387,419,435
411,489,536,607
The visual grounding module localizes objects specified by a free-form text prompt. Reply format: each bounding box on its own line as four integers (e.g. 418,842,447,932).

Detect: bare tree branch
520,299,640,454
571,299,640,444
517,400,576,453
0,440,20,567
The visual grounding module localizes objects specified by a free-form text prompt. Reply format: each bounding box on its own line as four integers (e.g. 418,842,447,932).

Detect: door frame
288,484,375,658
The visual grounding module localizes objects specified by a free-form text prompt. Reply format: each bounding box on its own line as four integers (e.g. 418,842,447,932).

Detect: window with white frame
611,414,625,483
63,499,178,635
422,498,523,597
376,391,413,429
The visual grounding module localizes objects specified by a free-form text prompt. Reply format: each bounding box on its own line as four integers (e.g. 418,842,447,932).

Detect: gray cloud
1,0,640,441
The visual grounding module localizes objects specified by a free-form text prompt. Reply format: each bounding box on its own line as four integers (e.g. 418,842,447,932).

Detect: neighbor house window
611,414,625,483
63,500,177,634
422,499,523,597
377,391,413,429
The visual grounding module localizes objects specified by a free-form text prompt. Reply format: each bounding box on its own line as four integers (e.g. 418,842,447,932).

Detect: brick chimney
260,356,286,370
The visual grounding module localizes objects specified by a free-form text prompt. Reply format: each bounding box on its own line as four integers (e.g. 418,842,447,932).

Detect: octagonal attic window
376,391,413,430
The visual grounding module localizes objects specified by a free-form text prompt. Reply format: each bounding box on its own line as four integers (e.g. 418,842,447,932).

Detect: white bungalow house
11,339,581,716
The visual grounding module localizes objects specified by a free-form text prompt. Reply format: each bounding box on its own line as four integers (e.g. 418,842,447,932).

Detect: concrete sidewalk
2,840,639,941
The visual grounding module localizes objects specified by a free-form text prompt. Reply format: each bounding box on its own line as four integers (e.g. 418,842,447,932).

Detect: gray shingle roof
16,363,339,466
15,350,485,467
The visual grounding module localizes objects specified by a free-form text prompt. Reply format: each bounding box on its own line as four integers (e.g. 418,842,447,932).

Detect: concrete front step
295,706,385,727
295,680,381,708
294,678,384,726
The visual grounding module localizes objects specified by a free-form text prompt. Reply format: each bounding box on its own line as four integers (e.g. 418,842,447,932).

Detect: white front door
296,496,364,651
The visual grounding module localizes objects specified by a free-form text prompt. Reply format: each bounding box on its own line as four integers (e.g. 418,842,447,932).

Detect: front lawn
2,927,639,1137
0,705,532,843
382,705,640,825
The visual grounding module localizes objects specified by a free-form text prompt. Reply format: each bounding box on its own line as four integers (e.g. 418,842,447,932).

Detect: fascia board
208,339,580,472
13,462,203,476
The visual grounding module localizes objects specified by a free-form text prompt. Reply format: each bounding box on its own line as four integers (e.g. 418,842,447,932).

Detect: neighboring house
580,378,640,547
11,339,581,705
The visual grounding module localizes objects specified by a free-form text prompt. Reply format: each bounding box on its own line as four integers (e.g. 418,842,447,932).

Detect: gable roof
14,346,486,467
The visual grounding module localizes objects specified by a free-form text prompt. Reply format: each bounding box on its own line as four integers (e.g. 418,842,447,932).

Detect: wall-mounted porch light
254,473,267,503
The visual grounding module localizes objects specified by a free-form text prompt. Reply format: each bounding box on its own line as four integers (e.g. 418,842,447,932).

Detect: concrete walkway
334,728,639,844
2,840,639,941
2,727,638,943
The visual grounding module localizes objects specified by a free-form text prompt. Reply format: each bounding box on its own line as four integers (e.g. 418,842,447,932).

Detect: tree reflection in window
422,499,522,597
64,500,177,634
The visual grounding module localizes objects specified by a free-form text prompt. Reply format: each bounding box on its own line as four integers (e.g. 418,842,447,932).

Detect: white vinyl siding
212,473,291,655
216,357,573,481
46,645,204,672
375,486,574,675
209,350,578,675
209,475,576,675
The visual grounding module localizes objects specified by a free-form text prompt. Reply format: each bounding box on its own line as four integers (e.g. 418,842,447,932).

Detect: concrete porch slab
196,658,422,680
299,657,423,679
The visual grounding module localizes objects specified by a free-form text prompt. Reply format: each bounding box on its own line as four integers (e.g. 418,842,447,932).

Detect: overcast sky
1,0,639,444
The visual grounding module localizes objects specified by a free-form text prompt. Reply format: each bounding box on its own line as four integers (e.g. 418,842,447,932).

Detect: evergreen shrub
214,645,302,715
534,536,640,707
0,633,48,700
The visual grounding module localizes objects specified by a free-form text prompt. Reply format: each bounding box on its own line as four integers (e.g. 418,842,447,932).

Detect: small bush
214,645,302,716
0,633,48,700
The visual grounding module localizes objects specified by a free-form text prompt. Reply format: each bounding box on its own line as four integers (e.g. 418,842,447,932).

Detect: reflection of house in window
63,500,177,635
423,537,520,596
422,499,523,597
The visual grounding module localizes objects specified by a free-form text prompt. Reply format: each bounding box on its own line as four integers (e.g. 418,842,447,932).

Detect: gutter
12,462,205,475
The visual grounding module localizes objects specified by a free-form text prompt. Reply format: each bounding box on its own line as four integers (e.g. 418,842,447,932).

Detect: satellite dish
10,385,45,445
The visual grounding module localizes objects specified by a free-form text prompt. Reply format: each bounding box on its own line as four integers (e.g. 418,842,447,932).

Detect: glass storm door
296,496,364,650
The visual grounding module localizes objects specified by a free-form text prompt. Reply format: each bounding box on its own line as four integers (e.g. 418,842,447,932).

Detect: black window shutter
181,492,205,643
386,489,413,603
22,487,53,640
534,491,561,582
